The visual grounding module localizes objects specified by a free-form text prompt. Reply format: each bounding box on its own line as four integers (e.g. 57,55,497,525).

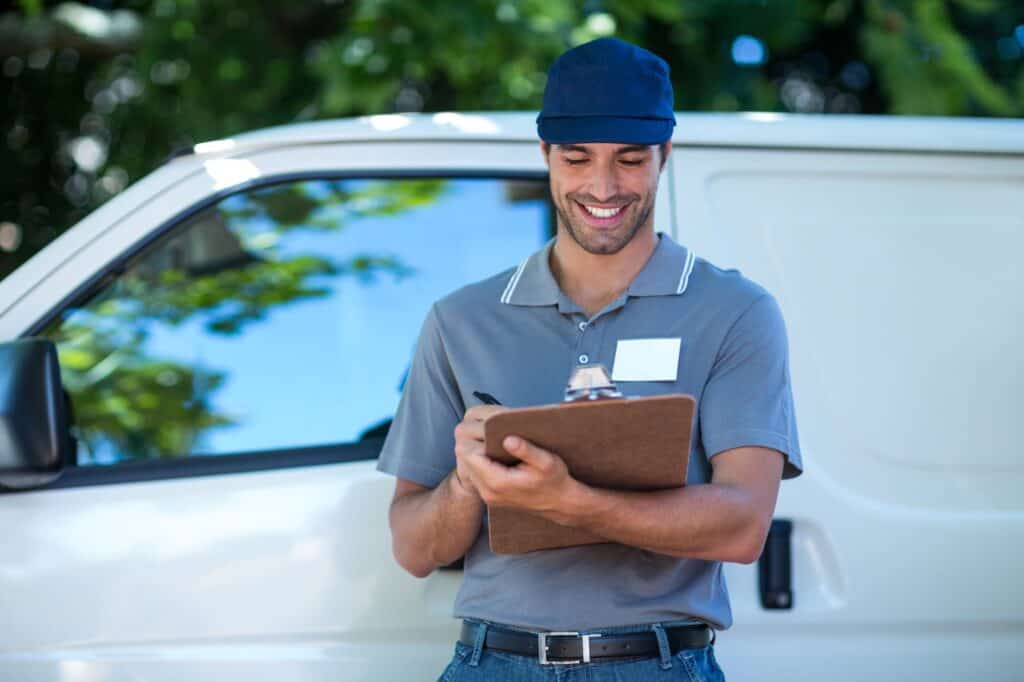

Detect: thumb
503,435,550,467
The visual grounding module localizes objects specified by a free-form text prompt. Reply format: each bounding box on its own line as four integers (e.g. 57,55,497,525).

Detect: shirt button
578,354,589,364
578,321,587,332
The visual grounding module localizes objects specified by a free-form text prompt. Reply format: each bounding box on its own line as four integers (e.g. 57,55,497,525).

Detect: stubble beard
554,192,655,256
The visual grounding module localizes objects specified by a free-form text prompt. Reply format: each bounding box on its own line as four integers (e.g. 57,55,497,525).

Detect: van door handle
758,519,793,609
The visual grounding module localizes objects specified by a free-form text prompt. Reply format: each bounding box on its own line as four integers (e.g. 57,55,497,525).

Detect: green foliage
16,0,42,16
864,0,1019,115
1,1,1021,463
39,177,436,461
2,1,1022,281
47,317,234,462
227,178,448,231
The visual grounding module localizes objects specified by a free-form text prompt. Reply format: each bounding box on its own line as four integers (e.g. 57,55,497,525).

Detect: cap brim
537,116,674,145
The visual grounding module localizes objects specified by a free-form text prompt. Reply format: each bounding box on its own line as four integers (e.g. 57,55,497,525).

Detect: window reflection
43,177,552,465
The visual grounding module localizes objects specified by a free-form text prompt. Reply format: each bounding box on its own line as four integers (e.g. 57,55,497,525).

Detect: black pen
472,391,503,406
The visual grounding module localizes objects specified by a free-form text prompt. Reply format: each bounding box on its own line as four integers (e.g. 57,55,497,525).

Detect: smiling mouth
575,200,629,223
583,204,623,218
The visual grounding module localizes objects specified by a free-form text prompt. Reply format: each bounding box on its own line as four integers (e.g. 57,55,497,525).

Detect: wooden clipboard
483,394,695,554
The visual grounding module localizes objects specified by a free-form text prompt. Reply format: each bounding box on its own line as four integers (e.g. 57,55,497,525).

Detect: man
378,37,802,680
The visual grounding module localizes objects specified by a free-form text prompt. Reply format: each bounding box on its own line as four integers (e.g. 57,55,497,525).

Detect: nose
586,162,620,203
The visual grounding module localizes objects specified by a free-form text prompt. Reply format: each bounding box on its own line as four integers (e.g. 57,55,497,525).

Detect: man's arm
388,473,484,578
558,446,784,563
387,405,504,578
462,436,784,564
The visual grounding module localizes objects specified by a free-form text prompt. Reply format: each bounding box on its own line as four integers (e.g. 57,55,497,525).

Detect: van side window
40,177,553,466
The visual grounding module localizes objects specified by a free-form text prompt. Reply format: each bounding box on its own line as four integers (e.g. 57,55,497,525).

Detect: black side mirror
0,338,75,489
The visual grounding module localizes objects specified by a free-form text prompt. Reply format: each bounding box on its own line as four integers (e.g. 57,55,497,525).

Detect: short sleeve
699,294,803,479
376,304,465,488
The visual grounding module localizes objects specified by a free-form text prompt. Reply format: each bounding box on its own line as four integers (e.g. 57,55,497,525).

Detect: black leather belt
459,620,713,665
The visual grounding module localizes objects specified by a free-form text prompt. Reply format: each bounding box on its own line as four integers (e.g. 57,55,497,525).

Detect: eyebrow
557,144,652,155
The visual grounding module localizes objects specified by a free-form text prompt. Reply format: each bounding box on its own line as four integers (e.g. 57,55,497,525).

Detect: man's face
544,141,668,255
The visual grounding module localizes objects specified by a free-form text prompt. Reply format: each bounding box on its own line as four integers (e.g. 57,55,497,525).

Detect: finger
502,436,555,471
454,420,485,444
455,439,484,465
466,466,505,506
465,405,507,422
462,444,501,475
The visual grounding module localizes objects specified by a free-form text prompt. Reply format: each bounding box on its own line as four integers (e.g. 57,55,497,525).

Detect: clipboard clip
563,364,623,402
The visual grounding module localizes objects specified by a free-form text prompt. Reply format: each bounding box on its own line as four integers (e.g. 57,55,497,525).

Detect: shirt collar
626,232,697,297
501,232,696,307
500,238,561,306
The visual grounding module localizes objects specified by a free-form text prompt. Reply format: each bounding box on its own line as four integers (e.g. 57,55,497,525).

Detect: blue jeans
437,620,725,681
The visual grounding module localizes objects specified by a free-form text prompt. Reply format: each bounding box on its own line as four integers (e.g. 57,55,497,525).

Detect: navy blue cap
537,37,675,145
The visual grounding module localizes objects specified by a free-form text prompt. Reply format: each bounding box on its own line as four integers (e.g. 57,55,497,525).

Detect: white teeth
583,205,623,218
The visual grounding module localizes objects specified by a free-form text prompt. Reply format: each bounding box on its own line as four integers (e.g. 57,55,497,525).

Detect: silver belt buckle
538,631,601,665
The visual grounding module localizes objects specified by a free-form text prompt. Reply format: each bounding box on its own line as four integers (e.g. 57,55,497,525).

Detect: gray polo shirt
377,233,802,631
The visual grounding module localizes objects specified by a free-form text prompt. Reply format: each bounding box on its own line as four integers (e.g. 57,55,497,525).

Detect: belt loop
651,623,673,670
468,621,488,667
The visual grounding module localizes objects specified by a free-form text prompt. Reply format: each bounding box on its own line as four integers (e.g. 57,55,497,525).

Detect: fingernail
504,436,521,450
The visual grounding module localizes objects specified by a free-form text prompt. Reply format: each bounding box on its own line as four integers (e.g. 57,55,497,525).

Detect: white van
1,112,1021,681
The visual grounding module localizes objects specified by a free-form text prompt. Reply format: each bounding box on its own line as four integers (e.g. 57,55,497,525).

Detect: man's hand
461,429,577,523
452,405,508,497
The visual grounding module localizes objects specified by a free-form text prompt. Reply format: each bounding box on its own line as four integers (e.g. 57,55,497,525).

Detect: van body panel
672,146,1024,679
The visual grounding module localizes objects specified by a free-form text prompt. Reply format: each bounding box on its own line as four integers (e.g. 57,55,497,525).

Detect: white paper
611,338,681,382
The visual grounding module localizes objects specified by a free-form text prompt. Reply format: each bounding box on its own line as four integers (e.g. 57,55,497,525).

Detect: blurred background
1,0,1022,282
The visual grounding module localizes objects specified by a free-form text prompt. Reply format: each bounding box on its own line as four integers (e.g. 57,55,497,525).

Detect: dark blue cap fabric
537,37,675,145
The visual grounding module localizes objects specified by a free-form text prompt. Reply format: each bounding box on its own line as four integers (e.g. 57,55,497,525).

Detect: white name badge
611,338,681,382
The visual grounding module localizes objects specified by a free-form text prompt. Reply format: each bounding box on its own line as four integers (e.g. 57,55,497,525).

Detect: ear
540,141,551,168
659,141,672,172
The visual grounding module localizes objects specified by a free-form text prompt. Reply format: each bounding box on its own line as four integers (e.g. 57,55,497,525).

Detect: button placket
573,316,594,368
590,311,612,374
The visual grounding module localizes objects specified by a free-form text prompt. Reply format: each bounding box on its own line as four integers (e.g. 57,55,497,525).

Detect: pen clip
563,364,623,402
